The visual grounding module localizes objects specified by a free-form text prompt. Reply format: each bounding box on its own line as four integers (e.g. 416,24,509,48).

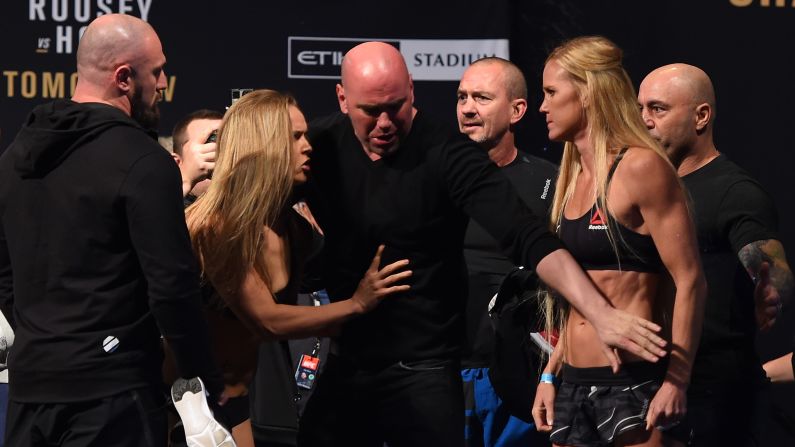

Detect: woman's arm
228,245,411,340
532,335,566,431
623,149,707,429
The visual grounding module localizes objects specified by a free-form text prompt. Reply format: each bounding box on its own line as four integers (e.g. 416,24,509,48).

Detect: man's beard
130,86,160,130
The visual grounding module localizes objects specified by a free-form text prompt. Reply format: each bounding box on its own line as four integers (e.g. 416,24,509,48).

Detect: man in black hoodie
0,14,223,446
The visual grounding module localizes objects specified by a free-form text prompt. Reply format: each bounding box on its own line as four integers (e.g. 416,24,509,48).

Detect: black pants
672,383,770,447
299,354,464,447
5,387,167,447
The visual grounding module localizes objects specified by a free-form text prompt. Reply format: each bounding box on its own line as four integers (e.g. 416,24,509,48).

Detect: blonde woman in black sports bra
531,36,707,447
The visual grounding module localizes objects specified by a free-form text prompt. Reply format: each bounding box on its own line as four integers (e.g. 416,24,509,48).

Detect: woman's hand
531,382,557,432
351,245,412,313
645,380,687,431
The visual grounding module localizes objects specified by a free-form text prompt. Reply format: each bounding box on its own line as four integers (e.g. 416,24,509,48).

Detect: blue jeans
462,368,548,447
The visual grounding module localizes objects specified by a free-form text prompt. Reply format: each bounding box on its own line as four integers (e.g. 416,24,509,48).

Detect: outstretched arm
229,245,411,339
441,139,667,371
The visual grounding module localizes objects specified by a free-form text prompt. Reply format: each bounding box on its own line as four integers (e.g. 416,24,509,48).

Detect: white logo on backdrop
288,37,509,81
28,0,155,55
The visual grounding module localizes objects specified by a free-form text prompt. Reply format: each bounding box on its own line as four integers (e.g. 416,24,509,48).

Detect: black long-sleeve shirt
0,100,221,402
306,111,562,365
462,153,558,368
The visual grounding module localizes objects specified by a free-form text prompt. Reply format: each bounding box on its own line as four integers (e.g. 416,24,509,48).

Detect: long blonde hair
186,89,297,299
541,36,673,341
547,36,669,232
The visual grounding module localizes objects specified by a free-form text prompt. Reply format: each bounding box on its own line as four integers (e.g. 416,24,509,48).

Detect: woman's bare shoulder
618,147,677,188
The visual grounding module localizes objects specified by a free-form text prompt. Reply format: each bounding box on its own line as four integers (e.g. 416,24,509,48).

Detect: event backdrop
2,0,794,440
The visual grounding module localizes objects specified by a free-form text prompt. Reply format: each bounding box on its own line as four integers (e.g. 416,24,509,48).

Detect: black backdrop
2,0,793,441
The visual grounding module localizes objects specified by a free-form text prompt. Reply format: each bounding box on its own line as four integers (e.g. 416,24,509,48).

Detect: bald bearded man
299,41,668,447
639,64,793,446
0,14,223,446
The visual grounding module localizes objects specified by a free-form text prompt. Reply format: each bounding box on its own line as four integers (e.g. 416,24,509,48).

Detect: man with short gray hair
457,57,556,447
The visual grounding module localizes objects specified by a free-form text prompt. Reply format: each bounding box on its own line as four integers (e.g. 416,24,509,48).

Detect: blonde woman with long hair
184,90,411,446
530,37,706,447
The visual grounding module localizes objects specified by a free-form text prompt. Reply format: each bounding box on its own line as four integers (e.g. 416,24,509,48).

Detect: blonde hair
541,36,674,343
186,89,297,299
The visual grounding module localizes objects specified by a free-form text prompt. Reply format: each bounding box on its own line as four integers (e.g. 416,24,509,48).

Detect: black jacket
0,100,221,402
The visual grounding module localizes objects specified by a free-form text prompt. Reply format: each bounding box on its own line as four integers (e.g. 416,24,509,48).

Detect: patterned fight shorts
550,362,665,446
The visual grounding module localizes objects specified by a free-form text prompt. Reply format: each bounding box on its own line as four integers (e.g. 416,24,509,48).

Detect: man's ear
172,153,182,166
114,64,133,93
510,98,528,125
336,84,348,114
694,103,712,132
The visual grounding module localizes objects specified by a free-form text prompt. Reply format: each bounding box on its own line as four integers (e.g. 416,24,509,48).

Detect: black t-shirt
462,153,557,368
682,154,779,390
306,111,563,366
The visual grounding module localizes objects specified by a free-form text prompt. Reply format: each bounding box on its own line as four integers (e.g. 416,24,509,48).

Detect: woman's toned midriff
565,269,663,367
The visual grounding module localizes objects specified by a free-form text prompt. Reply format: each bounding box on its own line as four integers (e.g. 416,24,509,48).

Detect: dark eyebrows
645,100,669,109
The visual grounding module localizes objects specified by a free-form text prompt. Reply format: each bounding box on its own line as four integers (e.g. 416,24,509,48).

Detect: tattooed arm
738,239,794,331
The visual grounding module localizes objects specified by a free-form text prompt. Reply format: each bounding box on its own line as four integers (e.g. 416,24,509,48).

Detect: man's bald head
76,14,159,84
456,57,528,155
73,14,167,128
340,41,411,91
643,63,716,113
468,57,528,101
336,41,415,158
638,63,717,167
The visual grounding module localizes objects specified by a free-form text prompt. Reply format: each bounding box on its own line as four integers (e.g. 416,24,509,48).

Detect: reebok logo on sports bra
588,209,608,230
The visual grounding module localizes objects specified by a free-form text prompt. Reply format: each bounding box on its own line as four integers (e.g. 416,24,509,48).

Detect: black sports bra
558,148,662,273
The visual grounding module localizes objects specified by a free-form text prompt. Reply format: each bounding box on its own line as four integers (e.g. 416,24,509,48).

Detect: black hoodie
0,100,221,403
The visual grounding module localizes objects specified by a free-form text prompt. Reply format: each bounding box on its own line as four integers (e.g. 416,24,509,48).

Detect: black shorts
550,362,665,446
